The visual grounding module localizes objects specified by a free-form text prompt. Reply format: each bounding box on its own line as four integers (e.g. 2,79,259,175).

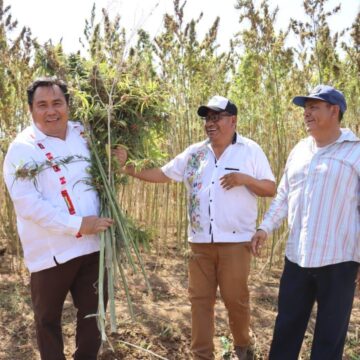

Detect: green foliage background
0,0,359,267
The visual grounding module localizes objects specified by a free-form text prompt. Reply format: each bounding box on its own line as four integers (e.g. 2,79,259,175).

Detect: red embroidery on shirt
61,189,76,215
52,165,61,172
37,141,83,238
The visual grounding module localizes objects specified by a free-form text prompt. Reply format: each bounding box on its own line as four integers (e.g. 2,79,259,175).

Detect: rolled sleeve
161,147,192,182
253,144,275,182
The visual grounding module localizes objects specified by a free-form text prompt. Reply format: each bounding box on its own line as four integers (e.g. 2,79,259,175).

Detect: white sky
4,0,360,54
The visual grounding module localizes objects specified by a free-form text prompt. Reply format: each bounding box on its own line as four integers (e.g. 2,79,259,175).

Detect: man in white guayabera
3,77,113,360
251,85,360,360
114,95,276,360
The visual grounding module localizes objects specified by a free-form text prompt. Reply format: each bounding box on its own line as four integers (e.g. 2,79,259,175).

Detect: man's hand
79,216,114,235
220,173,275,196
251,229,267,257
112,146,137,176
112,146,128,167
220,172,250,190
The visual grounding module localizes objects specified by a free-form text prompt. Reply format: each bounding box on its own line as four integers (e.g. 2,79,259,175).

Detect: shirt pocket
220,164,252,178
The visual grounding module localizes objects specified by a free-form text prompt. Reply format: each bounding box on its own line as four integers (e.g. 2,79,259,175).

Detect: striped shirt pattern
260,128,360,268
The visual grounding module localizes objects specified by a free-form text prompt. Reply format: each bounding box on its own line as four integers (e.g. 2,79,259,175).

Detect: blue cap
293,84,347,115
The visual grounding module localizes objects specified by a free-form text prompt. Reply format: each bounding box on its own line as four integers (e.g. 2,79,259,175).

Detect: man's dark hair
339,111,343,122
27,77,69,107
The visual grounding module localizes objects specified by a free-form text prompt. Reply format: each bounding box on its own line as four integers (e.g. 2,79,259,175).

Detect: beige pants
188,242,251,360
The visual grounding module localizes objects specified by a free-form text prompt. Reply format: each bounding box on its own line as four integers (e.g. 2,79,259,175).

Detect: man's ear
331,105,340,117
231,115,237,127
331,104,340,120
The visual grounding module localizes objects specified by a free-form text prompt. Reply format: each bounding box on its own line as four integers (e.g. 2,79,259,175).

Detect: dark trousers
31,252,106,360
269,257,359,360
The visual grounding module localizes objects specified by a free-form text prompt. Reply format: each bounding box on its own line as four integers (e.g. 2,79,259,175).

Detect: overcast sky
4,0,359,54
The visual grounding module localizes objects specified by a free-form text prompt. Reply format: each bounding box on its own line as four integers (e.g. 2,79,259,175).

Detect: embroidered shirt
259,128,360,267
161,133,275,243
3,121,100,273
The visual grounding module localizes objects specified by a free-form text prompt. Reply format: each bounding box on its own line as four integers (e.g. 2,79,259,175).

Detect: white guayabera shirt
162,132,275,243
259,128,360,268
3,121,100,273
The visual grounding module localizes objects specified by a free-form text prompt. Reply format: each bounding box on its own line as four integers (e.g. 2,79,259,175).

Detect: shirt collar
306,128,360,148
234,132,246,145
31,120,73,141
336,128,360,143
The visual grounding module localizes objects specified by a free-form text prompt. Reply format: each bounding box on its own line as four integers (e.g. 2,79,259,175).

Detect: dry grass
0,238,359,360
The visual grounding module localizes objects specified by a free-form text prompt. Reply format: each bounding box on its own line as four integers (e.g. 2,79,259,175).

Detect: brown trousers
189,243,251,360
30,252,105,360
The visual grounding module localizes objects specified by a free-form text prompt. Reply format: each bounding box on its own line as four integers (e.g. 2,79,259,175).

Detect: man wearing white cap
115,95,276,359
251,85,360,359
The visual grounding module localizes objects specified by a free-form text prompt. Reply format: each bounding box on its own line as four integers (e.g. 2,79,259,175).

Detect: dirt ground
0,242,359,360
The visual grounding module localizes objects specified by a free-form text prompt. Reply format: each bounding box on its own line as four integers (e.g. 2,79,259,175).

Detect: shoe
234,346,247,360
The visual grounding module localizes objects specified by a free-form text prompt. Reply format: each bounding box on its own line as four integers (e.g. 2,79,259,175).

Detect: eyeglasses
202,113,232,123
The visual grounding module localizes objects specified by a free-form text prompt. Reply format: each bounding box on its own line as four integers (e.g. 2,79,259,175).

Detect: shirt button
212,181,214,184
211,219,213,221
215,165,218,168
210,199,213,202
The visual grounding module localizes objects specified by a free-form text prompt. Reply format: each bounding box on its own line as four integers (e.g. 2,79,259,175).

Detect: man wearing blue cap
115,95,276,359
251,85,360,359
